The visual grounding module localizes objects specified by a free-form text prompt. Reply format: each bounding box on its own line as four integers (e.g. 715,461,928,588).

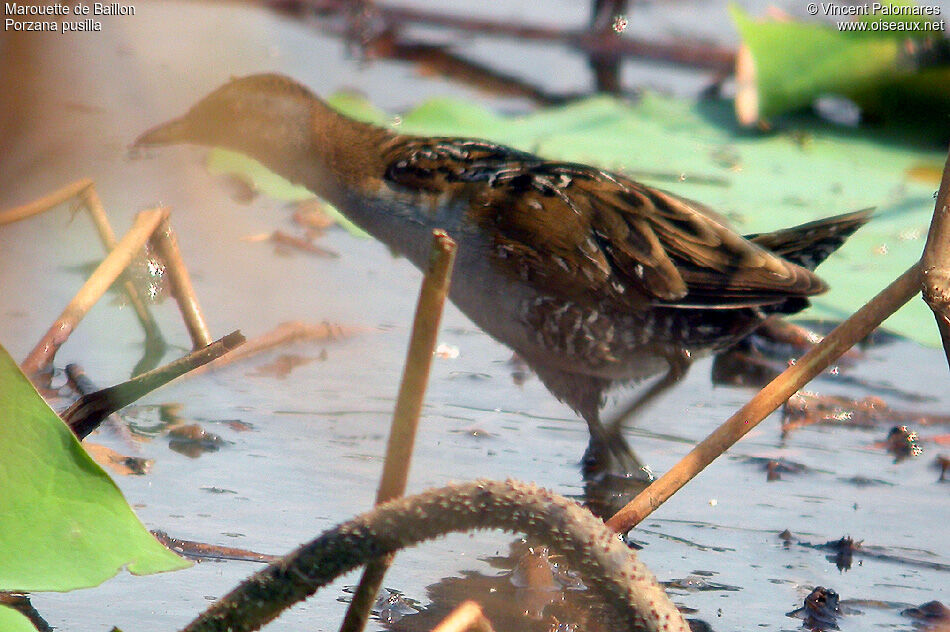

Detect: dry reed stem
150,217,213,349
78,184,165,352
430,601,496,632
920,146,950,371
0,178,92,226
606,262,924,534
185,321,361,377
0,179,164,354
20,208,169,378
339,229,458,632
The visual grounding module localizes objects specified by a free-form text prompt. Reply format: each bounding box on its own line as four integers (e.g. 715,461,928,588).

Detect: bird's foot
581,431,655,520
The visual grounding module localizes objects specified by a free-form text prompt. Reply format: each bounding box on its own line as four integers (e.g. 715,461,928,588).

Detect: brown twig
589,0,628,94
430,601,496,632
377,4,737,71
150,217,213,349
267,0,736,73
364,34,567,105
265,0,734,106
179,480,688,632
781,392,950,435
78,184,166,362
339,230,457,632
151,531,278,564
920,145,950,371
20,208,169,379
605,262,924,534
62,331,245,439
186,321,361,377
0,180,166,365
65,363,101,398
270,230,340,257
0,178,92,226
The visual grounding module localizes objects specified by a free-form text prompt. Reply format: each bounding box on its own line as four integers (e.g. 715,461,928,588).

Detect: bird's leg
605,348,692,435
579,398,651,483
527,361,650,480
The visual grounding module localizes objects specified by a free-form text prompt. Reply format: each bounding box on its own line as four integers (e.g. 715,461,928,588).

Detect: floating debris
217,172,258,204
454,425,495,440
664,574,741,592
787,533,950,572
936,455,950,482
291,198,337,231
83,443,153,476
787,586,841,631
900,600,950,626
340,586,420,624
249,353,319,379
885,425,923,462
783,393,950,436
508,352,532,386
152,530,278,563
435,343,460,359
201,486,237,494
820,536,862,572
225,420,254,432
837,475,895,487
374,588,420,623
742,455,808,481
168,424,226,457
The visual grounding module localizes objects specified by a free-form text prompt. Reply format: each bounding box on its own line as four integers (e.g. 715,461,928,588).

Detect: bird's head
133,73,317,159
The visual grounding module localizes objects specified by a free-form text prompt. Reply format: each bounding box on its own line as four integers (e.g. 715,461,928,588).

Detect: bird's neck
218,94,457,266
234,98,392,209
311,111,441,261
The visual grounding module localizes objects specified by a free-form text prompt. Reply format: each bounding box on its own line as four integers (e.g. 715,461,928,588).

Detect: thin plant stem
920,145,950,371
339,229,457,632
0,179,166,366
79,184,166,359
20,208,169,378
589,0,629,93
150,217,213,349
605,261,924,534
0,178,92,226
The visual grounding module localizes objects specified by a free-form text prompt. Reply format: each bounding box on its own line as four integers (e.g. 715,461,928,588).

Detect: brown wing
383,137,826,310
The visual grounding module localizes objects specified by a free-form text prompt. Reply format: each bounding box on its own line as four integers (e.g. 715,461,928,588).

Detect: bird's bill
132,117,192,148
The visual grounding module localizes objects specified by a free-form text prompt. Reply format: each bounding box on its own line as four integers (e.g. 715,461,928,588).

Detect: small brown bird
135,74,869,476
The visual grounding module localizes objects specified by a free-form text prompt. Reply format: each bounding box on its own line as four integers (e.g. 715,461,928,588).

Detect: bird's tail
745,209,873,271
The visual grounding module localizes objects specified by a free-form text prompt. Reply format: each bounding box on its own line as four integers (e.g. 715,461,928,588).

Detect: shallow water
1,3,948,631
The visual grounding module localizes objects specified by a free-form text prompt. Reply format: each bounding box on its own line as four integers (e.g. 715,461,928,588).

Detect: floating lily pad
0,344,190,592
731,3,950,127
0,606,36,632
